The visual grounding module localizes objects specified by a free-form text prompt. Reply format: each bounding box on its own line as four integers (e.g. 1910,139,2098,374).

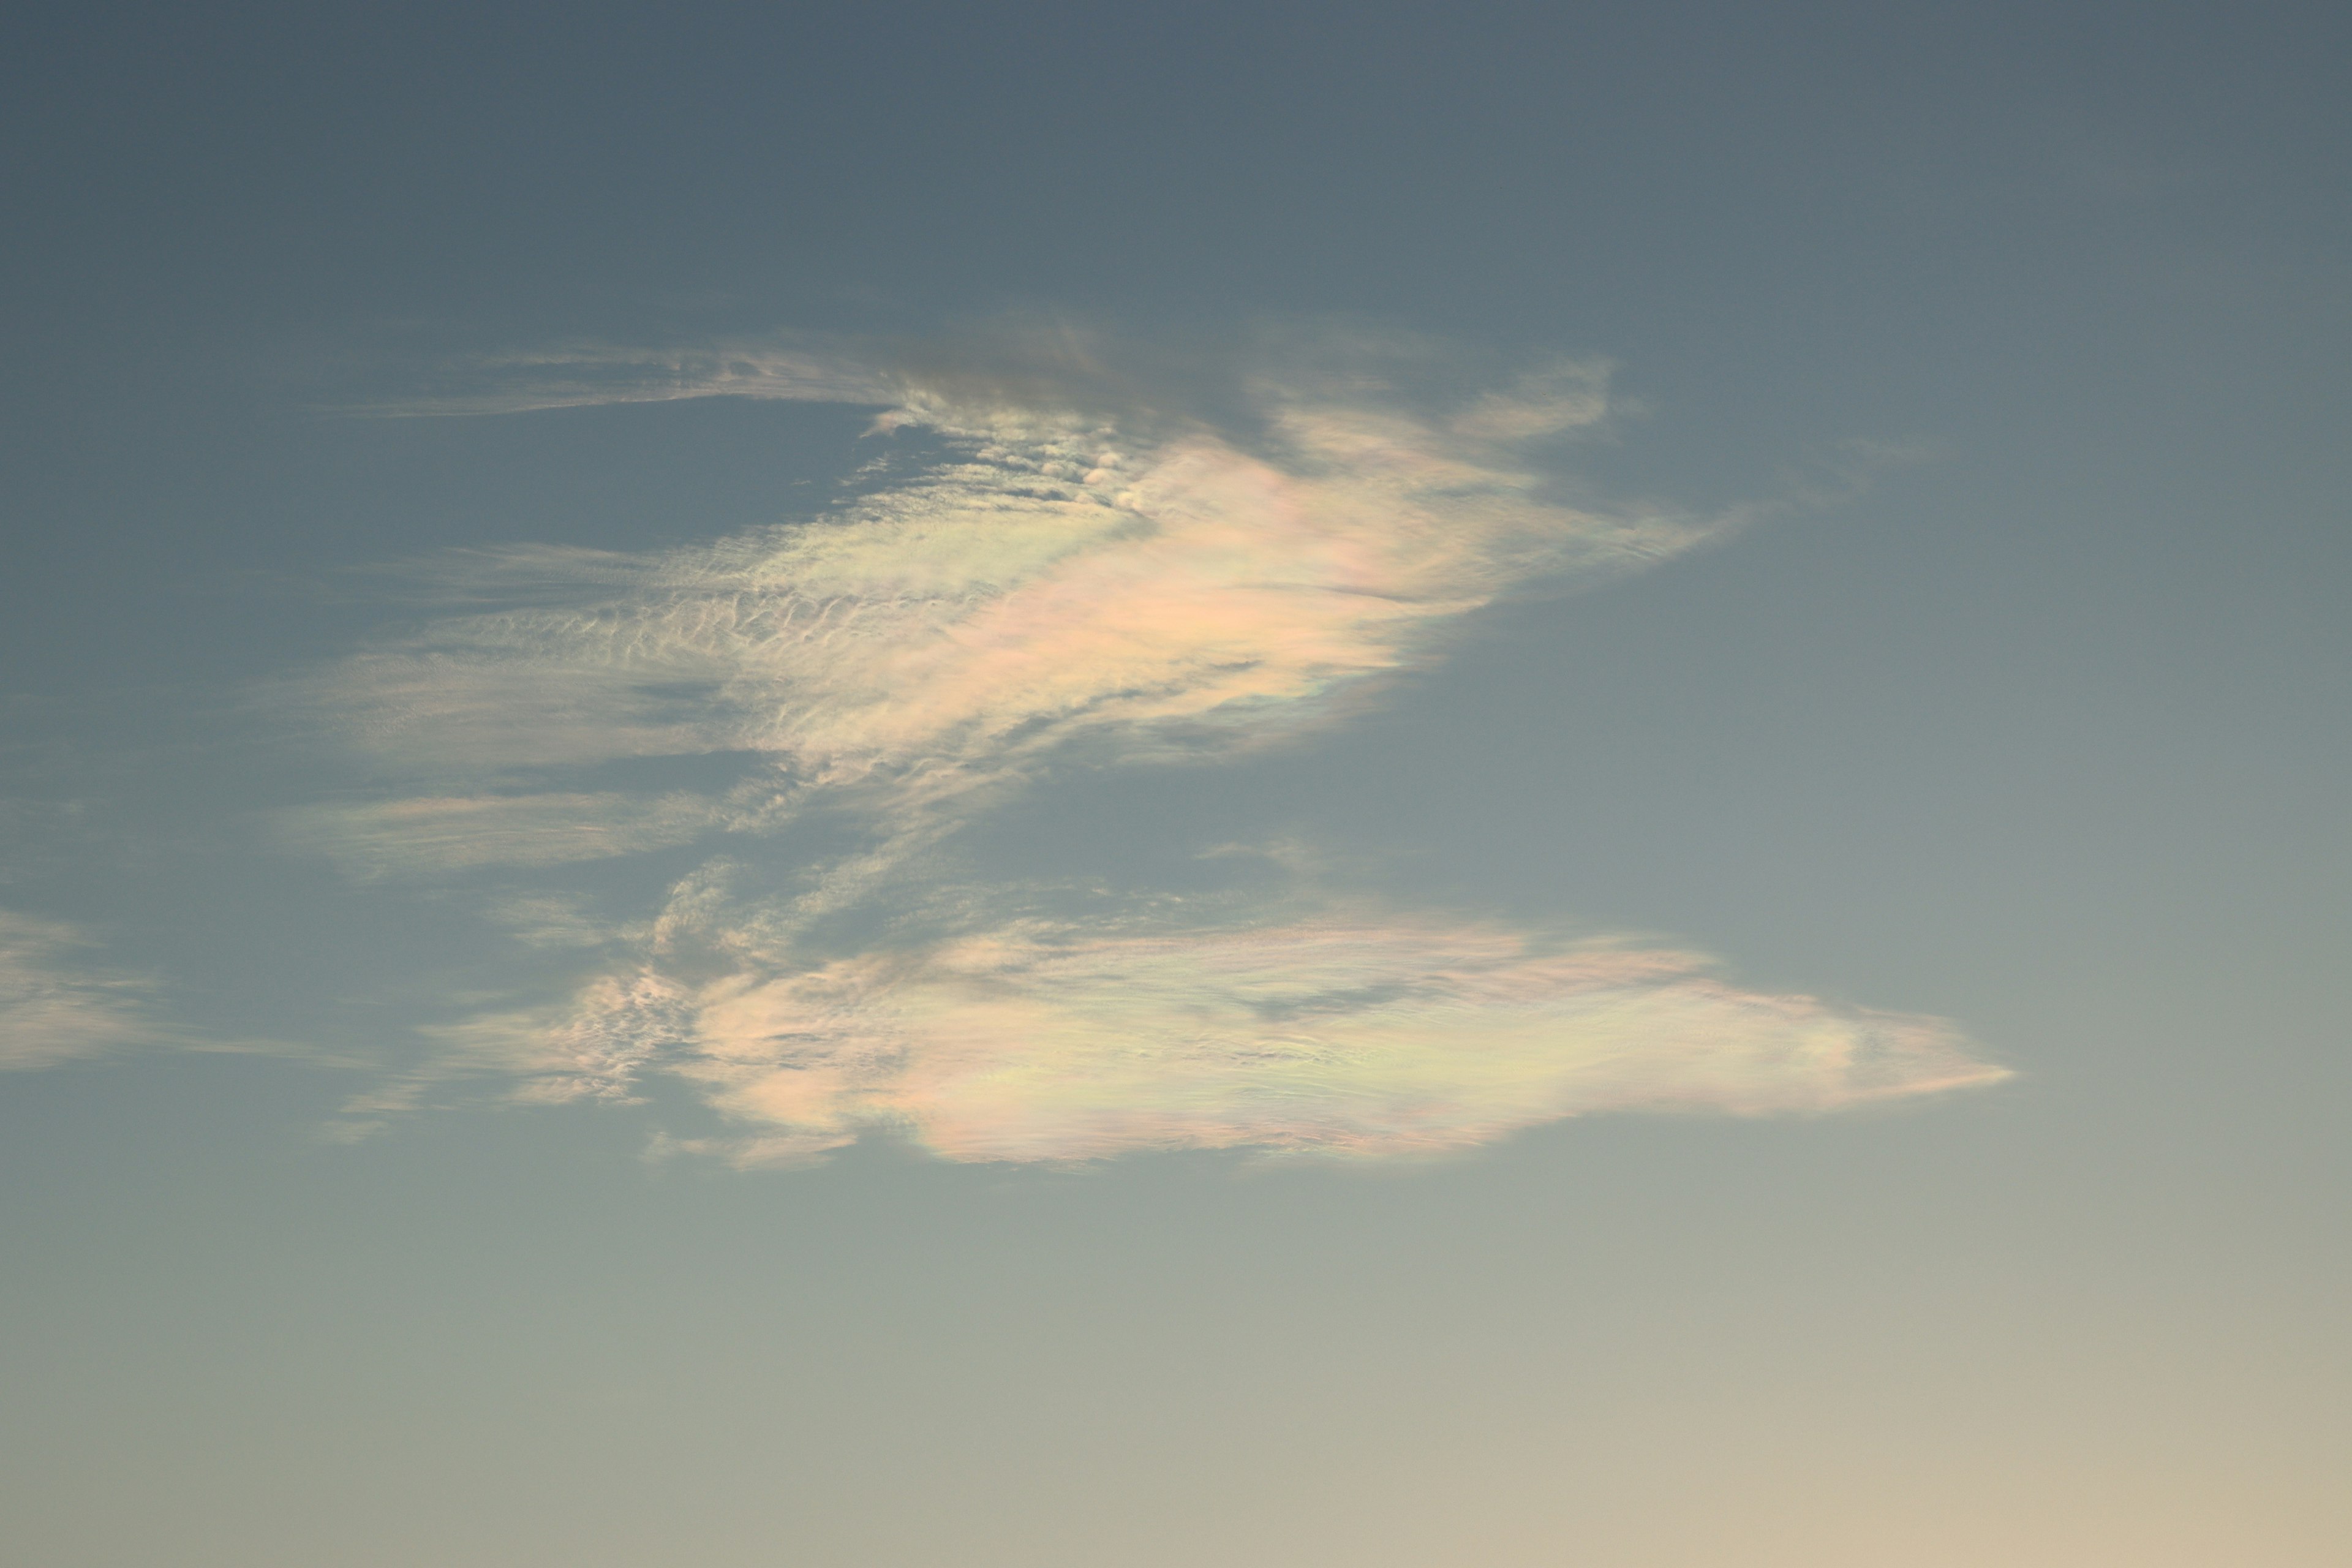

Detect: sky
2,3,2347,1564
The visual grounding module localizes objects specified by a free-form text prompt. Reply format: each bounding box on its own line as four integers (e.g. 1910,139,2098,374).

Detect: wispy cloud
295,349,1702,873
279,325,2006,1159
0,909,164,1069
319,968,687,1142
339,339,898,418
284,791,731,876
0,909,361,1074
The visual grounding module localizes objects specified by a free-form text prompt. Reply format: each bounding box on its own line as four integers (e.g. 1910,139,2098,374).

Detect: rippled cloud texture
293,332,2006,1159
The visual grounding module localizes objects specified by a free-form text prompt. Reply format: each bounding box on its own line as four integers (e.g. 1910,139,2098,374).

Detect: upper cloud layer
302,355,1700,873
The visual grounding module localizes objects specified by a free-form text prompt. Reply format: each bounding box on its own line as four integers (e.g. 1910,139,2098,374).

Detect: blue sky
3,4,2348,1563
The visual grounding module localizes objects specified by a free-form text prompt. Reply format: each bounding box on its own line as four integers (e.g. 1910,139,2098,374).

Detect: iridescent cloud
298,353,1699,873
281,329,2008,1158
460,910,2004,1165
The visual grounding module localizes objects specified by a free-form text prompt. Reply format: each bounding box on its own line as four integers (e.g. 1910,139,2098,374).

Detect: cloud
0,909,164,1069
296,350,1705,873
485,892,635,950
273,325,2008,1160
464,909,2005,1165
284,791,730,876
0,910,361,1074
317,969,693,1142
339,340,899,418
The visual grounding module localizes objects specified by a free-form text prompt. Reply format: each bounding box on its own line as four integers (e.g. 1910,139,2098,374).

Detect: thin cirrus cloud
342,340,899,418
0,908,164,1070
0,907,345,1072
285,327,2008,1159
285,791,731,877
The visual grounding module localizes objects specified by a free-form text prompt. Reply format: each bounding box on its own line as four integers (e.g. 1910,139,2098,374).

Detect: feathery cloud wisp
0,910,162,1069
285,792,730,876
343,341,897,418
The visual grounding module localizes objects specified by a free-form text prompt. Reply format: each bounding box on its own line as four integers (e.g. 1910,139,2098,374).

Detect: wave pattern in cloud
317,366,1690,834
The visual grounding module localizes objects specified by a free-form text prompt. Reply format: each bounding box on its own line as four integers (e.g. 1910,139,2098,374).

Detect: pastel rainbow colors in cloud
284,334,2008,1158
647,915,2003,1165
